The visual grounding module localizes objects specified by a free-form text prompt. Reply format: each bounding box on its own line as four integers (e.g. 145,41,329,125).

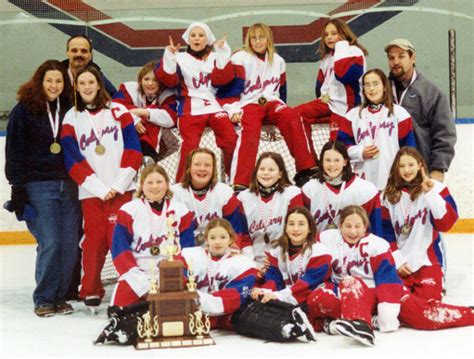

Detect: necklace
285,248,305,285
322,181,346,229
206,250,231,292
399,192,414,236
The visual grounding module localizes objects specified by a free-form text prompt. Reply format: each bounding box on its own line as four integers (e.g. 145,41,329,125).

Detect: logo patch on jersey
248,216,283,235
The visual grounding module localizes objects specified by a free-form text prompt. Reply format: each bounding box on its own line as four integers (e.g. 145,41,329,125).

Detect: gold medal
258,96,267,106
50,142,61,154
264,233,270,244
326,223,338,230
195,233,205,246
150,246,160,256
400,224,412,236
321,94,330,104
95,144,106,155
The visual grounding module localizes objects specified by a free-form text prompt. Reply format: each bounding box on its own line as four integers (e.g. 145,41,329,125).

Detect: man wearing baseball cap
385,38,456,182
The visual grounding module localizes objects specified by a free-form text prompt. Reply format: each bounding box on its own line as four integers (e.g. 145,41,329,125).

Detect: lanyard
392,70,417,105
46,99,60,141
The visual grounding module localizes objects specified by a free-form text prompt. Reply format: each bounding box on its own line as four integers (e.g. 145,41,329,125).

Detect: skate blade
87,306,99,315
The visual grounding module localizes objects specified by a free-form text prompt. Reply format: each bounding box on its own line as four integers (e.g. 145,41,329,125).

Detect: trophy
149,260,158,295
189,310,211,340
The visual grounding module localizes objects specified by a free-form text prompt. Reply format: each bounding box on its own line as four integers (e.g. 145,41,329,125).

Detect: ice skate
84,296,101,315
291,307,317,342
334,319,375,346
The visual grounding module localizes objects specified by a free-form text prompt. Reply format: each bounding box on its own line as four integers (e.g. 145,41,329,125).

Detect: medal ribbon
258,192,278,234
46,98,60,142
367,107,385,146
144,199,167,241
256,52,268,99
188,187,210,231
207,250,231,292
339,236,357,278
285,249,305,285
399,193,414,228
85,109,105,145
323,181,346,227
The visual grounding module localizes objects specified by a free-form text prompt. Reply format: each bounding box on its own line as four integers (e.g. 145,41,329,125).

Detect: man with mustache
385,39,456,182
62,35,117,97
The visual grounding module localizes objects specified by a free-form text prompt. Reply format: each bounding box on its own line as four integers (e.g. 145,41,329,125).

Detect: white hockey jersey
156,44,232,116
381,181,458,272
238,186,303,266
316,40,366,116
263,242,332,304
302,174,382,235
337,104,416,190
179,247,258,316
171,182,243,240
111,197,197,298
61,102,142,200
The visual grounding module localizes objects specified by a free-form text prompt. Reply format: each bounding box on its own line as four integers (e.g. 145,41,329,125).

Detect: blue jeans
25,180,81,307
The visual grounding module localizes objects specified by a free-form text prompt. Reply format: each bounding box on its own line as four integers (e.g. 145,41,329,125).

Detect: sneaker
55,301,74,315
34,304,56,318
293,167,318,188
232,184,248,194
334,319,375,346
291,307,317,342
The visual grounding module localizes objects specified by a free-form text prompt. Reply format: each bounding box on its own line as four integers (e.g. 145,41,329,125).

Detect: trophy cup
186,262,197,292
165,214,181,261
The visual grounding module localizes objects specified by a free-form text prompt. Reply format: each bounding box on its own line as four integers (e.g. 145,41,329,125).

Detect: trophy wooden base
135,335,215,350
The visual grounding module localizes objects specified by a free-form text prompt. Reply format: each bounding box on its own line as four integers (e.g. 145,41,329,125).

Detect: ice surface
1,234,473,359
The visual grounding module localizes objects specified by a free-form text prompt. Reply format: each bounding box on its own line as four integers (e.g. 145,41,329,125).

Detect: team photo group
4,17,472,348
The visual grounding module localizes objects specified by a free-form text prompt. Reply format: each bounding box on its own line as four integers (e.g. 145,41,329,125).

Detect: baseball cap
384,39,415,53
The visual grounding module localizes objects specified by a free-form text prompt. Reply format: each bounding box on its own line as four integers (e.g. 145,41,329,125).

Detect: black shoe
293,167,318,187
291,307,317,342
232,184,248,194
64,291,81,302
334,319,375,346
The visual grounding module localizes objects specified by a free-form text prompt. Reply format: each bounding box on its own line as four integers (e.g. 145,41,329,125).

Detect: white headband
181,22,216,45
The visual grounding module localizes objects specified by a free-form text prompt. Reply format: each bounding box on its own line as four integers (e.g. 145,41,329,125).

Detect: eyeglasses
363,81,382,89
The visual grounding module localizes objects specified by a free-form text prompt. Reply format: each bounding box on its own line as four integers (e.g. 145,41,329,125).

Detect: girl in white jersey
381,147,458,300
61,66,142,309
114,61,178,162
296,19,368,146
302,140,382,235
155,22,237,182
177,218,258,329
238,152,303,269
224,23,317,189
307,205,402,346
110,164,196,307
171,148,245,246
337,68,417,190
251,207,332,306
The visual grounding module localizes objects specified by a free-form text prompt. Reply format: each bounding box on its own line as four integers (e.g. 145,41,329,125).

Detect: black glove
11,186,28,217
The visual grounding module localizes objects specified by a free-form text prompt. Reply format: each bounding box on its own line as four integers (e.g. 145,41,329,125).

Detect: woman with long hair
5,59,81,317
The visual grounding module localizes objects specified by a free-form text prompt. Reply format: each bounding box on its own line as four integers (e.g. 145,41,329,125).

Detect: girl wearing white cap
155,22,237,182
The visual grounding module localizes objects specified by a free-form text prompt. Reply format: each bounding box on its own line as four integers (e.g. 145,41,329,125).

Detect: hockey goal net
101,124,330,284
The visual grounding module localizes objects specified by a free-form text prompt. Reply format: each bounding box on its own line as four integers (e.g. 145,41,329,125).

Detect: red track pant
232,101,316,186
80,192,132,299
176,112,237,182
